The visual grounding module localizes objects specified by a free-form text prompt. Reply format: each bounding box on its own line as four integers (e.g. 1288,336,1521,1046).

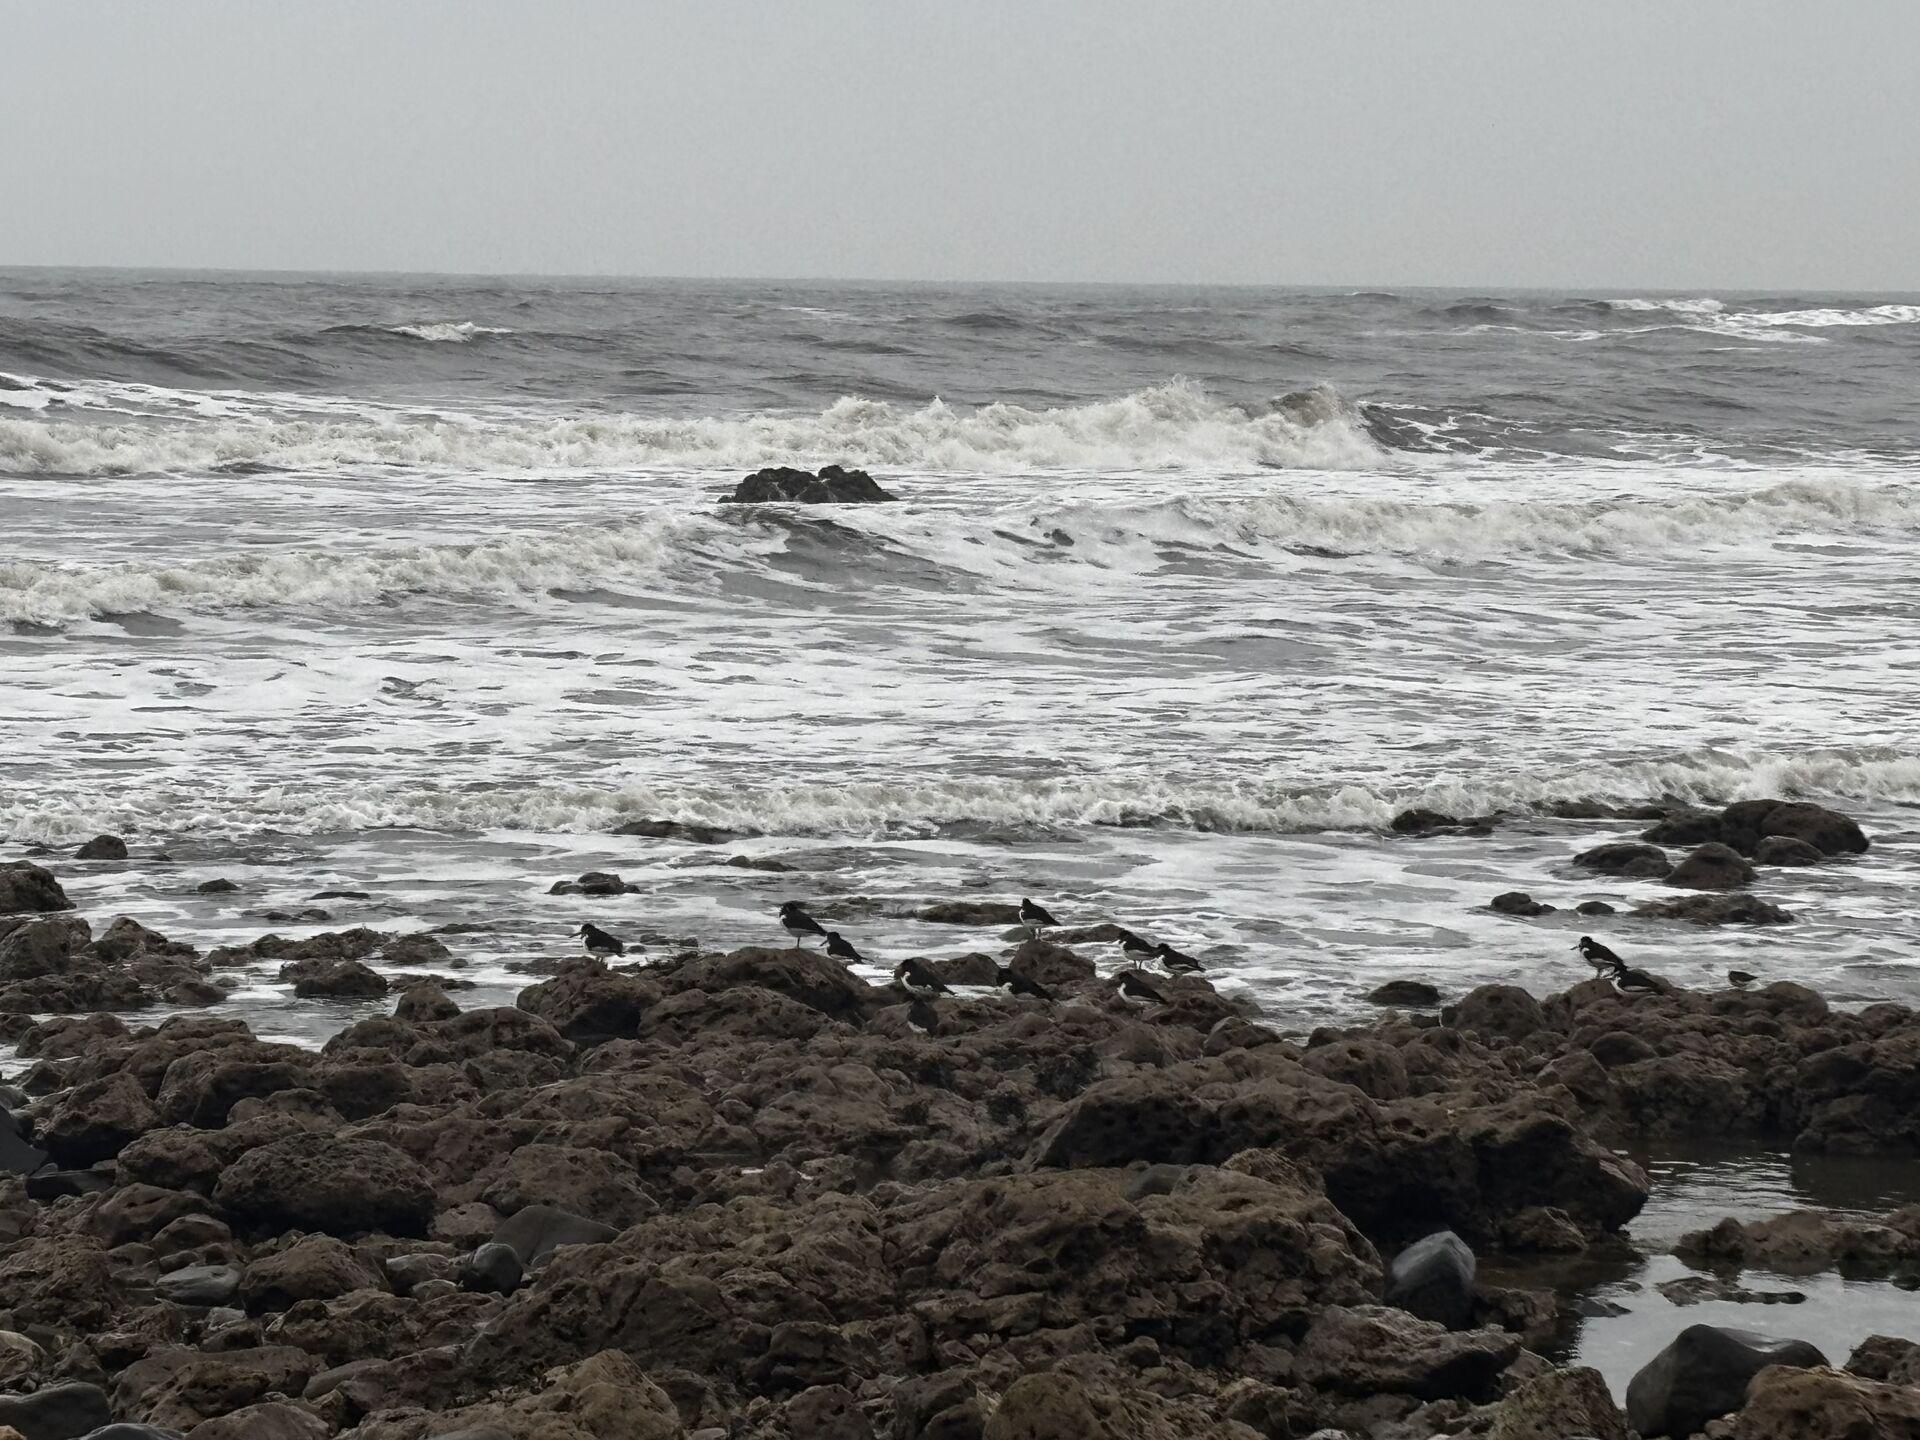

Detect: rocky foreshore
2,848,1918,1439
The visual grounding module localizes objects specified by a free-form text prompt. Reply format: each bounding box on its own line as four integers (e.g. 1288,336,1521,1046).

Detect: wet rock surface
722,464,899,505
0,820,1914,1438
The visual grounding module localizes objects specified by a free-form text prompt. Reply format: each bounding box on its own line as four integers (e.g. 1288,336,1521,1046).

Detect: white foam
384,321,515,343
0,512,726,625
5,748,1916,845
6,474,1918,624
1610,298,1920,345
0,379,1384,477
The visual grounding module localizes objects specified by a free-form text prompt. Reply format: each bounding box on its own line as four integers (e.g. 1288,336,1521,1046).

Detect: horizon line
0,261,1910,297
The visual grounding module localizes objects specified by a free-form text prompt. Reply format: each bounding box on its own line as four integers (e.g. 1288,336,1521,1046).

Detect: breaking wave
0,380,1384,477
1611,298,1920,344
7,477,1917,625
6,747,1917,845
323,320,518,344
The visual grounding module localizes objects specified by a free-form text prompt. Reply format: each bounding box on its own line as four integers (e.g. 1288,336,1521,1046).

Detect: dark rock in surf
281,957,389,999
913,900,1026,926
1575,900,1615,915
723,464,898,505
0,861,73,915
1665,842,1755,891
1391,808,1490,835
612,818,741,844
1385,1230,1477,1329
1633,893,1794,926
1755,834,1828,867
74,833,130,861
1367,979,1442,1007
1490,891,1554,917
196,878,240,893
1720,799,1868,858
1625,1323,1827,1438
546,870,637,896
1640,810,1727,847
1572,842,1672,879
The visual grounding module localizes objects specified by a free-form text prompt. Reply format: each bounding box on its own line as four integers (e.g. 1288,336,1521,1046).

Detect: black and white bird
1111,969,1167,1005
995,965,1055,1002
1154,942,1203,975
1019,897,1060,936
824,931,864,963
1606,959,1665,997
906,999,941,1034
894,957,954,998
1115,929,1158,966
778,901,828,948
574,922,626,957
1575,935,1623,974
1728,969,1757,990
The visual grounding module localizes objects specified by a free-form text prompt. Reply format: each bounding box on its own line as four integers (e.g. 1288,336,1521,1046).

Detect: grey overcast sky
3,1,1915,288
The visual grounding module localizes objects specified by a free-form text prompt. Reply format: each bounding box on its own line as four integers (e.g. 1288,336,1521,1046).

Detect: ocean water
4,271,1919,1039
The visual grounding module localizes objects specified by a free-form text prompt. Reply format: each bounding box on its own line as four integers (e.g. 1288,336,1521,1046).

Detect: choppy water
4,271,1919,1037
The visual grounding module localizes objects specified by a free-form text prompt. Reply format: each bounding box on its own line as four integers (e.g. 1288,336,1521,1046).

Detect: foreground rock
722,464,898,504
1626,1323,1828,1437
1642,798,1870,857
0,906,1912,1436
0,862,73,916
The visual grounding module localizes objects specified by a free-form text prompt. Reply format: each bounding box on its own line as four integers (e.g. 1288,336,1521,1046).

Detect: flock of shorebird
573,896,1204,1018
570,908,1741,1017
1576,935,1755,995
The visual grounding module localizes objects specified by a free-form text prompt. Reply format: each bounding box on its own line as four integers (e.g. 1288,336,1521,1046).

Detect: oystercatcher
1111,969,1166,1005
1607,958,1665,997
1115,929,1157,966
995,965,1054,1002
779,901,828,948
574,923,626,958
894,957,953,998
1154,942,1203,974
824,931,864,963
1576,935,1623,974
1019,897,1060,936
1728,969,1757,990
907,999,940,1034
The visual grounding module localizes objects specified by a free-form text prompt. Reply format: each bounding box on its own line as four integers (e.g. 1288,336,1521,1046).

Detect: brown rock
214,1135,436,1237
1572,842,1672,879
1728,1363,1920,1439
34,1071,161,1164
241,1234,386,1311
0,861,73,914
1485,1364,1628,1440
1297,1304,1520,1400
517,959,658,1042
1666,842,1756,890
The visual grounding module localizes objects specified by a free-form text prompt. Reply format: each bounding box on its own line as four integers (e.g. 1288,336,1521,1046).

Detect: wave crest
5,748,1916,845
6,477,1917,625
0,379,1384,477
